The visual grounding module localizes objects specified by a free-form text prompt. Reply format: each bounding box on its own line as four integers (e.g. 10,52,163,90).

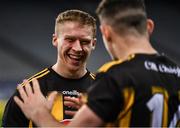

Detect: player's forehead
57,21,94,39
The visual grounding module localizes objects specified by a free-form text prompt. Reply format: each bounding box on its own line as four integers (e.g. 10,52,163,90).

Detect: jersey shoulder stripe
19,68,50,87
98,54,136,73
98,60,123,73
90,72,96,80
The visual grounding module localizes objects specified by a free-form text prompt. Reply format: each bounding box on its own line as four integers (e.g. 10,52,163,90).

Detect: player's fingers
32,78,41,94
64,96,77,101
64,101,74,106
23,80,33,96
17,84,28,101
17,83,22,90
47,91,58,110
14,96,24,108
64,101,80,109
64,110,76,116
64,96,80,105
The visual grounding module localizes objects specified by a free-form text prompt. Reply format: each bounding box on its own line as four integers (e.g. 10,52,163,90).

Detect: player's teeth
69,55,80,59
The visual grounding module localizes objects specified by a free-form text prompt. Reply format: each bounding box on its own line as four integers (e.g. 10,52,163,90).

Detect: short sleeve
87,72,123,122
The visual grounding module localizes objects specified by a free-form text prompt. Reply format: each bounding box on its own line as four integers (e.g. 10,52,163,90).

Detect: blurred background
0,0,180,124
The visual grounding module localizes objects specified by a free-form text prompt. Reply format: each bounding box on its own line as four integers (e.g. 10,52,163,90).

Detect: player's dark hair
96,0,147,35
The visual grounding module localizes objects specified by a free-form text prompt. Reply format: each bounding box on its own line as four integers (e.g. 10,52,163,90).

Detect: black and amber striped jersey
2,67,95,127
87,53,180,127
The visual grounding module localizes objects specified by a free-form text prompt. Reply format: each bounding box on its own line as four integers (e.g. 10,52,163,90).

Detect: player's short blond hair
55,9,96,38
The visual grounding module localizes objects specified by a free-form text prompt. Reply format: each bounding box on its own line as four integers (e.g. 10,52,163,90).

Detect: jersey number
146,87,180,127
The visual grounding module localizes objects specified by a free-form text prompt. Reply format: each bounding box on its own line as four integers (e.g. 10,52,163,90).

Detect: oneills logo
62,90,80,96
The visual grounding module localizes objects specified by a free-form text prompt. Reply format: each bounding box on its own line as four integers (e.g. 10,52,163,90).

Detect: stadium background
0,0,179,125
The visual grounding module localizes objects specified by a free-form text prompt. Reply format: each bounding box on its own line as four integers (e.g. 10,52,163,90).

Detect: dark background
0,0,180,99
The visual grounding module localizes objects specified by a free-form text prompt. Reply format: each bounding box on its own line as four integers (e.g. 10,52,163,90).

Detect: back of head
55,9,96,38
96,0,147,36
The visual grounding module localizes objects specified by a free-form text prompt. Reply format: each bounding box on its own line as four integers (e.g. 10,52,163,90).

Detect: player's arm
68,104,104,127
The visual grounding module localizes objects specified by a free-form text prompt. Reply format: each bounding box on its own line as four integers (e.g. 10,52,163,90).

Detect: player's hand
14,78,57,120
64,94,85,116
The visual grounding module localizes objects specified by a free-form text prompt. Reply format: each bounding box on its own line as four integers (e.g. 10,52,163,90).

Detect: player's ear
52,33,58,47
100,24,112,42
147,19,154,35
92,38,96,50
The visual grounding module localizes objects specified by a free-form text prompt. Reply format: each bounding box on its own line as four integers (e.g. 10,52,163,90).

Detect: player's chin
66,62,84,71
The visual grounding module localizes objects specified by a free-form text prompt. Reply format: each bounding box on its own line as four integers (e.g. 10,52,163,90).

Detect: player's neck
114,35,157,61
52,63,87,79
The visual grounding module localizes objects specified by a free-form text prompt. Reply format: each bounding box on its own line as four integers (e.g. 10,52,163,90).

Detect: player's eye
65,37,75,43
80,39,91,45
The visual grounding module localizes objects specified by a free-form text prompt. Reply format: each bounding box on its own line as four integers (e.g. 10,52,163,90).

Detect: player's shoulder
19,68,51,87
89,72,96,80
98,54,136,73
